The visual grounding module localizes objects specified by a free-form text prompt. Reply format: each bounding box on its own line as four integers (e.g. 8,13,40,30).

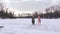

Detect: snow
0,18,60,34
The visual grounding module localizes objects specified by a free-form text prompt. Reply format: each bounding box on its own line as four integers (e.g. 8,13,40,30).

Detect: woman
38,15,41,25
32,15,35,25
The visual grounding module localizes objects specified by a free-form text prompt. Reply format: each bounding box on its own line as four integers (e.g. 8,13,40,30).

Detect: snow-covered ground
0,18,60,34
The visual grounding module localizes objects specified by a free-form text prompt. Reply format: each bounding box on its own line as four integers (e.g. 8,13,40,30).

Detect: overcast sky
0,0,60,13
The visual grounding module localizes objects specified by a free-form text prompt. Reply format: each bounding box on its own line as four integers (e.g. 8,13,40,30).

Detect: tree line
0,8,16,19
0,8,60,19
40,10,60,19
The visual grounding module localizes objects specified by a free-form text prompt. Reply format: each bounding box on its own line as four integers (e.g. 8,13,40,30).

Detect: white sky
0,0,60,14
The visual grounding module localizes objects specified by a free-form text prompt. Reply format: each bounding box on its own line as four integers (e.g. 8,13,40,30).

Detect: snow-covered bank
0,18,60,34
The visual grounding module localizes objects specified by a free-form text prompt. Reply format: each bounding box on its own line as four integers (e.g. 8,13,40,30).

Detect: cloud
9,1,51,11
51,0,59,5
1,0,60,12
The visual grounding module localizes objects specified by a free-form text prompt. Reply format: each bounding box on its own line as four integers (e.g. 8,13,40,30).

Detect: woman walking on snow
38,15,41,25
32,15,35,25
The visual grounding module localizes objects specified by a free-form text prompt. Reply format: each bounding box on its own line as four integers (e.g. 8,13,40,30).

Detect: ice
0,18,60,34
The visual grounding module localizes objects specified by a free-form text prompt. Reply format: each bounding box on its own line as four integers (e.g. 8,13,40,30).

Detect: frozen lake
0,18,60,34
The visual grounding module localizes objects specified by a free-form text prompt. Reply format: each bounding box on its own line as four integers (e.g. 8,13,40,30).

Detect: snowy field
0,18,60,34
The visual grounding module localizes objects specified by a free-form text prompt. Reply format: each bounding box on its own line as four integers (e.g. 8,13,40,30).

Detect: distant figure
32,15,35,25
0,26,4,28
38,15,41,25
